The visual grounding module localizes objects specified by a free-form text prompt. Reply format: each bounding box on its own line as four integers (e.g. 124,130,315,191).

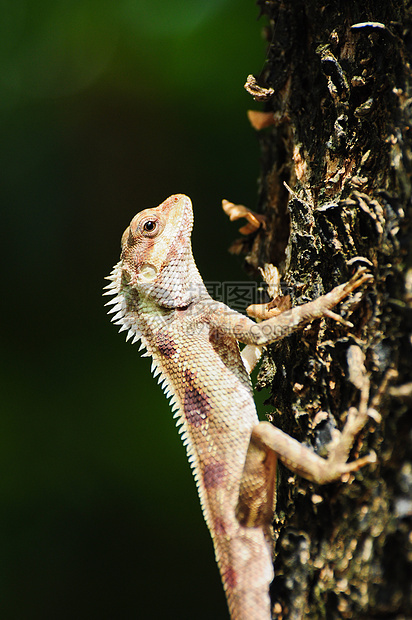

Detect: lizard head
117,194,205,308
120,193,193,286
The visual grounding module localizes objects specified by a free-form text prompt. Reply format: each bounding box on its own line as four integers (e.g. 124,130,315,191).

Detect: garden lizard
104,194,374,620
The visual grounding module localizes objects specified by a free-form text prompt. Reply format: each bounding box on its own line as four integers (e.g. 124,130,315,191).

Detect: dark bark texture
242,1,412,618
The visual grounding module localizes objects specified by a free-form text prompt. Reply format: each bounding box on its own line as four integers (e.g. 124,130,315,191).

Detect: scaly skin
104,194,374,619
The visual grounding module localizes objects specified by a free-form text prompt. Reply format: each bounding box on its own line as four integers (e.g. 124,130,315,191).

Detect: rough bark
241,1,412,618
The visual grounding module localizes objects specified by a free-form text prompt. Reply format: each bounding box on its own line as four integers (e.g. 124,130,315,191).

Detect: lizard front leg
209,268,372,349
243,268,372,346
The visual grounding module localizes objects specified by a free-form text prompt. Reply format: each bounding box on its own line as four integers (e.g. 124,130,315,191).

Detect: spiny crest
103,261,142,344
148,356,183,418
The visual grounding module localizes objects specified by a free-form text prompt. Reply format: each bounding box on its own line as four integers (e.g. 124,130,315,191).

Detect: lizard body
105,194,374,619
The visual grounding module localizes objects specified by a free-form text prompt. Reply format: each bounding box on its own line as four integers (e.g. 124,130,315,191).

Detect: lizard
104,194,375,620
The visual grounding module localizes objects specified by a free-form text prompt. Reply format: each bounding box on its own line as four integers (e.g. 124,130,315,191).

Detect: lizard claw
347,266,374,291
340,451,377,481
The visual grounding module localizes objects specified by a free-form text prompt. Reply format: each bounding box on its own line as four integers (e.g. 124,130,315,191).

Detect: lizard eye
140,218,159,237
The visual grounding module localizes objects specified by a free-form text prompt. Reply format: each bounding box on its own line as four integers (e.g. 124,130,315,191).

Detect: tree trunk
241,1,412,618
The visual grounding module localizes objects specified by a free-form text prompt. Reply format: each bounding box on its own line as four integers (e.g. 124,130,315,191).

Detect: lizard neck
145,243,208,309
104,246,209,343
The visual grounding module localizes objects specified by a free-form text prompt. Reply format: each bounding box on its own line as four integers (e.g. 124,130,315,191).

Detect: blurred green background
1,1,266,617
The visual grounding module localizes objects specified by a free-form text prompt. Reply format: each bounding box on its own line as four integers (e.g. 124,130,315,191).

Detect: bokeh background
1,1,267,617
